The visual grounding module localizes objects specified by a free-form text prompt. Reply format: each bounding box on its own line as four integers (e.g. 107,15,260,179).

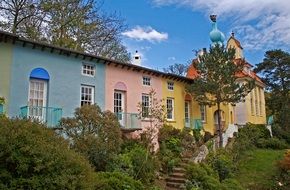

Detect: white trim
142,76,151,86
82,63,95,77
80,85,95,106
167,98,174,120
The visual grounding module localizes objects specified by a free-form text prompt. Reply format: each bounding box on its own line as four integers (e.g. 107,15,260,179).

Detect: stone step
166,182,183,189
168,172,186,179
172,167,186,173
166,177,186,184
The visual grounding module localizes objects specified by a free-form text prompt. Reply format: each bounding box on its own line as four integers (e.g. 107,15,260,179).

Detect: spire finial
210,15,217,22
231,31,235,37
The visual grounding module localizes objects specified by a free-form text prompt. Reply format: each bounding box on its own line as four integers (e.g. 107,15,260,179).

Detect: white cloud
152,0,290,50
168,56,176,61
122,26,168,43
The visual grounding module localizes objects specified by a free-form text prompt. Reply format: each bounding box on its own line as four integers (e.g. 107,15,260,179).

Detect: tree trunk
217,102,223,147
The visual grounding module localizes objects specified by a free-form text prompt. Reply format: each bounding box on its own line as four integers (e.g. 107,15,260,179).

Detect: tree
60,104,122,171
0,117,95,189
0,0,130,62
163,63,190,76
254,49,290,130
187,44,254,147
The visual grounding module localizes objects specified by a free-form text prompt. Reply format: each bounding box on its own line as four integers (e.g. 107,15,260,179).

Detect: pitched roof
0,30,193,83
227,36,243,49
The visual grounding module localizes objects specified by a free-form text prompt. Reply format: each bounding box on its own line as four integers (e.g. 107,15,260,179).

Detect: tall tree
254,49,290,131
163,63,190,76
0,0,130,62
187,44,254,147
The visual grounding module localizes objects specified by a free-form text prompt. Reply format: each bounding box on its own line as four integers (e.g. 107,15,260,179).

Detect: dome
209,15,225,45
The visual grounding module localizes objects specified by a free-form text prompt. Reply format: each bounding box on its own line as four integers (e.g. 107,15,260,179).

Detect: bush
108,144,159,185
221,179,244,190
0,118,95,189
94,172,145,190
256,138,289,149
60,105,122,171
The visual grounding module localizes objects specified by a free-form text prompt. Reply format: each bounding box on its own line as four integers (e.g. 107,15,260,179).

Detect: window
255,88,258,116
142,94,150,118
28,79,47,118
200,105,206,122
167,81,174,91
142,76,151,86
167,98,174,120
81,85,94,106
259,88,262,116
250,91,254,115
185,101,190,124
82,64,95,76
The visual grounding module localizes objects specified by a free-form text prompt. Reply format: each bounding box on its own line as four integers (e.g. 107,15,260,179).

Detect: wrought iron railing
20,106,62,127
184,118,203,130
116,112,142,129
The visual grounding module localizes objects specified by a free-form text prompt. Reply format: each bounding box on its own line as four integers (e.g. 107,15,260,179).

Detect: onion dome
209,15,225,45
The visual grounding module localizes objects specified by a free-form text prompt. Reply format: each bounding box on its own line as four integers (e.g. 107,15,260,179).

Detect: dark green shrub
221,179,244,190
0,118,95,189
108,144,158,185
256,138,289,149
60,105,122,171
272,123,290,145
94,172,145,190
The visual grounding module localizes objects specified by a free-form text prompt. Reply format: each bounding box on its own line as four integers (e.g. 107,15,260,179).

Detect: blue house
0,31,106,127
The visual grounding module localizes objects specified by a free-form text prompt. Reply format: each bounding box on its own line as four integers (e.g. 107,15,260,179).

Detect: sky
102,0,290,70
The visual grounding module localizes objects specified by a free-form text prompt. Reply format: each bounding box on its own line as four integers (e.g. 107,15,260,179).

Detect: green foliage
254,49,290,130
0,97,4,104
158,125,197,173
256,138,289,149
0,118,95,189
221,179,244,190
207,150,234,181
60,105,122,171
94,172,145,190
276,150,290,189
108,144,159,185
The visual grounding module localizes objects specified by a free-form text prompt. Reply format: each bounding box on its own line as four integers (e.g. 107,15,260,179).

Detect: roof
0,30,193,83
186,58,264,85
227,36,243,49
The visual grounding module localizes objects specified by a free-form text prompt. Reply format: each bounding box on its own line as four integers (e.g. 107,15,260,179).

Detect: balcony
20,106,62,127
0,104,3,115
116,112,142,132
184,118,203,130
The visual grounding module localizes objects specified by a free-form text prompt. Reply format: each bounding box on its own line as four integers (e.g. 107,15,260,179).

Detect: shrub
256,138,289,149
221,179,244,190
108,144,159,185
60,105,122,171
94,172,145,190
0,118,95,189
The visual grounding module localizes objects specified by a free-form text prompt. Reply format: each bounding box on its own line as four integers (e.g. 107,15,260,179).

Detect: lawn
234,149,286,190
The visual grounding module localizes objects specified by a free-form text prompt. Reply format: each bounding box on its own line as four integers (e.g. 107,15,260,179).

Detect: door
185,101,190,128
114,91,125,126
28,79,47,121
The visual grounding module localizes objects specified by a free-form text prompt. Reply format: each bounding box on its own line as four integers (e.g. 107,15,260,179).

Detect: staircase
165,158,190,189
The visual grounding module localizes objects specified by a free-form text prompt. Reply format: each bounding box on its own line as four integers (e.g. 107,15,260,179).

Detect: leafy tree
163,63,190,76
0,117,95,189
0,0,130,62
187,44,254,147
60,104,122,171
254,49,290,132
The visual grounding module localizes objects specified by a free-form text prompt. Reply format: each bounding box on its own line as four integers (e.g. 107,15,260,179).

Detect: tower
209,15,225,46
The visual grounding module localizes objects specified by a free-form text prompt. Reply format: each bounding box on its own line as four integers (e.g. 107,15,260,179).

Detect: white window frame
255,88,258,116
250,91,254,116
82,63,95,77
167,81,174,91
142,94,150,118
142,76,151,86
80,85,95,106
200,105,206,123
167,98,174,120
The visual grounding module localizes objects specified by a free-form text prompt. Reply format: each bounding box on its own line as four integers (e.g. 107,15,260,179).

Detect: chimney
132,50,141,66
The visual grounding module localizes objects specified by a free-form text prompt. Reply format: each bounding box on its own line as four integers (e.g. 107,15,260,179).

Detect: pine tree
187,44,254,147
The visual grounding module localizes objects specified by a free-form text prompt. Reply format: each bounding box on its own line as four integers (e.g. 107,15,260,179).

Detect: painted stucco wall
0,42,13,113
105,64,163,128
227,38,243,58
162,79,187,129
8,43,105,117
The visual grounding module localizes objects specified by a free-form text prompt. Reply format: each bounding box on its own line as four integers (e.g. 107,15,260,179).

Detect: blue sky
102,0,290,70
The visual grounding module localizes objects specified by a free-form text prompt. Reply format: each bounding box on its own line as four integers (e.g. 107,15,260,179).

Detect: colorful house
187,15,266,134
0,15,266,135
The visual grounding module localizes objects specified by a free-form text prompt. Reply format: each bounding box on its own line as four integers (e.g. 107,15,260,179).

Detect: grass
234,149,286,190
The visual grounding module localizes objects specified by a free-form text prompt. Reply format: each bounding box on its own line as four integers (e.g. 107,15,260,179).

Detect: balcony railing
184,118,203,130
0,104,4,115
116,112,142,129
20,106,62,127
